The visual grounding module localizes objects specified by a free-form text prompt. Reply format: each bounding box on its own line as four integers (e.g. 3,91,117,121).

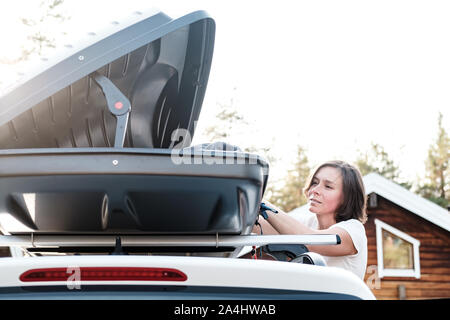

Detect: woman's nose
310,184,321,195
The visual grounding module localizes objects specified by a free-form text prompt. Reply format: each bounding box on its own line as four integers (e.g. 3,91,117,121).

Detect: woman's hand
261,200,285,215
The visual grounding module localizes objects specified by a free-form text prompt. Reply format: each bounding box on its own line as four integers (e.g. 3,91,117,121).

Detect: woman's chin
307,203,318,213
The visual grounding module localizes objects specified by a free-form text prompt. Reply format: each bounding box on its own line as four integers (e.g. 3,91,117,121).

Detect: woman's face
307,166,344,216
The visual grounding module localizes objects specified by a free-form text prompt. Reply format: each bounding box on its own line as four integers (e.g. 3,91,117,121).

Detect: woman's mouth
309,198,322,204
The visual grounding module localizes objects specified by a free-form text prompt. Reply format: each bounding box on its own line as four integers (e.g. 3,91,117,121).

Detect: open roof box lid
0,9,268,237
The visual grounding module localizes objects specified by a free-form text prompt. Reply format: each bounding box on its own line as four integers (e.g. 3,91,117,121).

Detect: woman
255,160,368,280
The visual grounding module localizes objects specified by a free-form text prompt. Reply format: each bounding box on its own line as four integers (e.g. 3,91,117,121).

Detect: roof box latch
92,72,131,148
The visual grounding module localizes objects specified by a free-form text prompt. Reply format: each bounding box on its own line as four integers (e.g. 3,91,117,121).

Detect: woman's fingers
262,200,284,214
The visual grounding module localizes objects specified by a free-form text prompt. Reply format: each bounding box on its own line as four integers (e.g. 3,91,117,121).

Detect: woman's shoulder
334,219,367,238
336,218,365,228
289,207,317,227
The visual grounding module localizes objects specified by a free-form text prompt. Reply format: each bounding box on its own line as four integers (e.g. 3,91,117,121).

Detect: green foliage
355,142,412,190
417,113,449,208
201,94,278,166
266,145,310,212
203,100,246,142
2,0,68,64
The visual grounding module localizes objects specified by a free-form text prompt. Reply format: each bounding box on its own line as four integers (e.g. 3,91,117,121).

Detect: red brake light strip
20,267,187,282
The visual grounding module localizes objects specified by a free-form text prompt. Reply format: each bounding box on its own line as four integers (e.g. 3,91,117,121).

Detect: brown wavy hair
303,160,367,224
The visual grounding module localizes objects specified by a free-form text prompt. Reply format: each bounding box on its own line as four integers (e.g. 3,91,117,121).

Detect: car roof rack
0,233,341,248
1,233,341,257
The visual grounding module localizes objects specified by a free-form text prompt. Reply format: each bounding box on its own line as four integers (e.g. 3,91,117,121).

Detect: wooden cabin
291,173,450,300
362,173,450,300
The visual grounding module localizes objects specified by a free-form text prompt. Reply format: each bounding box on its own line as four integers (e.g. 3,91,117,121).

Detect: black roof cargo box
0,9,269,236
0,148,267,235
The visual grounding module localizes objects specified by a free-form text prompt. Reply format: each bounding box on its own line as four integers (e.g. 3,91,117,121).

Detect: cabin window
382,229,414,269
375,219,421,278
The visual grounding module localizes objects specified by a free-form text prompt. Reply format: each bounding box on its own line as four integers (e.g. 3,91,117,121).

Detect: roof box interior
0,10,215,149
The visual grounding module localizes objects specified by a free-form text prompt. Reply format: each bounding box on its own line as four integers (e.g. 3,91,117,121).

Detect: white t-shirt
293,211,368,280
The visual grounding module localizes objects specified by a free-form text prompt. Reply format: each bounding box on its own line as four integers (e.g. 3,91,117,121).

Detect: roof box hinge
92,72,131,148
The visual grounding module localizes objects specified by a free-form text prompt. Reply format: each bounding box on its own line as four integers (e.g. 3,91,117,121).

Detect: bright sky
0,0,449,184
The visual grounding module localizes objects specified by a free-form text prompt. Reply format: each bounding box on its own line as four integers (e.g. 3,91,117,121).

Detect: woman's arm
263,210,357,257
305,226,357,257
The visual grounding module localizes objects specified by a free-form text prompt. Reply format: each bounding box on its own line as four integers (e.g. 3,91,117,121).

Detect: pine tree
355,142,412,189
199,93,279,166
201,92,246,144
417,113,449,208
266,145,310,212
